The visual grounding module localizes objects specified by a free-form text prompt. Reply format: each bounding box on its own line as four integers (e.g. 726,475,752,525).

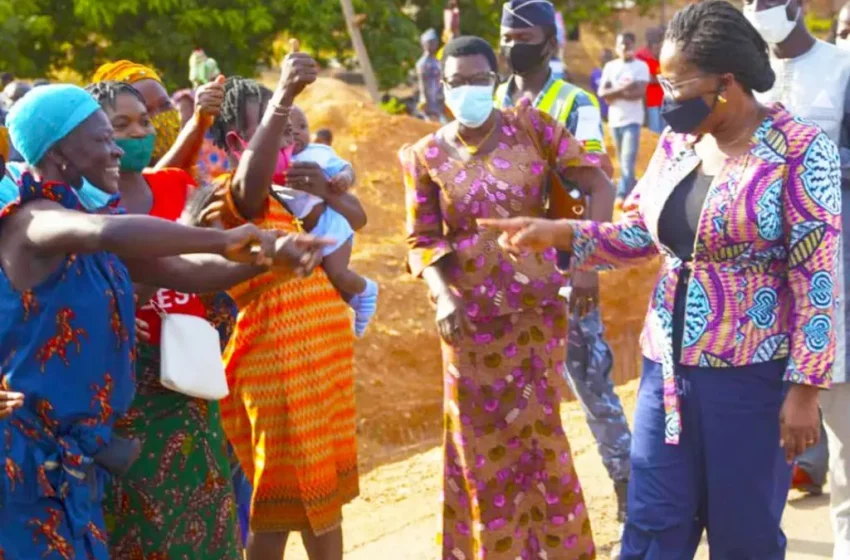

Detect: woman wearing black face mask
482,1,842,558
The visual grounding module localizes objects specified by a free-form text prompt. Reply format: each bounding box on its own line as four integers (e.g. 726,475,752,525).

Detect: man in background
747,2,850,558
496,0,631,527
416,28,445,122
635,26,664,134
598,32,649,201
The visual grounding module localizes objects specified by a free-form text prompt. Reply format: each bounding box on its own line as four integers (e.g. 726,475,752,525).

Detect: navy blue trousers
620,358,792,560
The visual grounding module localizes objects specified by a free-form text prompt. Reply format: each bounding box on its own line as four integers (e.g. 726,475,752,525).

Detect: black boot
615,479,629,524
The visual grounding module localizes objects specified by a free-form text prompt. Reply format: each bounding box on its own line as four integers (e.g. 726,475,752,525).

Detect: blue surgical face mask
4,158,117,212
444,84,494,128
53,150,120,212
75,177,118,211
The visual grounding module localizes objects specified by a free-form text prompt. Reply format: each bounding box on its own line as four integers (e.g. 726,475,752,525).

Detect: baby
276,107,378,337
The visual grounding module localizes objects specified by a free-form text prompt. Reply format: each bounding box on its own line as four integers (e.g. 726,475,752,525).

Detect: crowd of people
0,0,848,559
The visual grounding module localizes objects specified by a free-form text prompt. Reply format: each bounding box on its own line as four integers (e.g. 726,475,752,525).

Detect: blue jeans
612,123,641,198
564,309,631,484
646,107,664,134
621,358,792,559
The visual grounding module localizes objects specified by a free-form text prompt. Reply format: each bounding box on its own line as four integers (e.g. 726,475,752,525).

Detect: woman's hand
434,290,476,346
0,390,24,419
570,271,599,317
478,217,568,254
221,224,279,265
195,75,226,116
135,318,152,342
132,291,152,342
278,52,318,104
286,162,329,199
328,175,351,196
271,234,334,276
779,384,822,463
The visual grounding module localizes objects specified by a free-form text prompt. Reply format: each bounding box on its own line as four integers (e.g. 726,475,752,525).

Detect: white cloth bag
153,304,229,400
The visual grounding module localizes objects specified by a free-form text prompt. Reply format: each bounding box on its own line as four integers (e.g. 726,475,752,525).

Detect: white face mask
444,85,494,129
743,1,799,45
837,37,850,52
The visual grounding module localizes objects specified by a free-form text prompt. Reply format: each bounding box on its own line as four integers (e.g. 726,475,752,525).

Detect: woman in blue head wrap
0,84,330,559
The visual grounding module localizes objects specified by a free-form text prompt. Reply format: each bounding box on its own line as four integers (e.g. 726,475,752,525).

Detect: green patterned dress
103,292,241,559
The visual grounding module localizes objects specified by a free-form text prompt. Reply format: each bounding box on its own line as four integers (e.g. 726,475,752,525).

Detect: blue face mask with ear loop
1,159,118,212
55,149,119,211
75,177,118,211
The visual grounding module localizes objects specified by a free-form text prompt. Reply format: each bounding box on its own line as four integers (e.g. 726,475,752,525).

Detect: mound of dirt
294,77,661,468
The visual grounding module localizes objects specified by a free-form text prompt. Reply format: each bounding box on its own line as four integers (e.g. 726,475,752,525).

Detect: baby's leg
323,238,366,302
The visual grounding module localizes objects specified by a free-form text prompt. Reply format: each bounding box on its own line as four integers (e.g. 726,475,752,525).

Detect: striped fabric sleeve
564,91,606,155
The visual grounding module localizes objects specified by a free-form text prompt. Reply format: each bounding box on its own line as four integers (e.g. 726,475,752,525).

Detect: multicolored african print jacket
571,105,841,443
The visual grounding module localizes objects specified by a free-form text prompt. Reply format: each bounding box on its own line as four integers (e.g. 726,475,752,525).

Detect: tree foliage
0,0,661,92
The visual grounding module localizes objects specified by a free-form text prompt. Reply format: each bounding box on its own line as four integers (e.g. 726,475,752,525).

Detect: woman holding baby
192,52,366,560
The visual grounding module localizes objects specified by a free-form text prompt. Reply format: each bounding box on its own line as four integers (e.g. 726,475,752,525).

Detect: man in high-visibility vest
498,0,632,526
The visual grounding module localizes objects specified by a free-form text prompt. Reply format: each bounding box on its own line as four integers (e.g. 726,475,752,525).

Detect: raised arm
230,54,318,220
154,78,225,173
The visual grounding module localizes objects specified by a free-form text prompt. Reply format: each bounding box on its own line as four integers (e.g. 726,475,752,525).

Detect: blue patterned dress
0,172,136,560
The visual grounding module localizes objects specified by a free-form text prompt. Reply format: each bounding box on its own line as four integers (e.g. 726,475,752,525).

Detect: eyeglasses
658,75,706,97
443,72,499,90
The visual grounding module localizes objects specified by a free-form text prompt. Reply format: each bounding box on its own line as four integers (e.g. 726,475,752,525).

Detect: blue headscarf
501,0,556,29
7,84,100,166
2,85,115,211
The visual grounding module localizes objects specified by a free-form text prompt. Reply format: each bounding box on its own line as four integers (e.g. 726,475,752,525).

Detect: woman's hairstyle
442,36,499,73
85,81,146,109
183,184,217,226
209,76,273,150
666,0,775,94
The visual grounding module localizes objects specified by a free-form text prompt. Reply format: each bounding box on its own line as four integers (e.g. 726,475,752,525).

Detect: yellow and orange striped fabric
214,174,359,535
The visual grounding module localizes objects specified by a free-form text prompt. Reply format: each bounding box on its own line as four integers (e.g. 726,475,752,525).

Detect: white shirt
599,58,650,128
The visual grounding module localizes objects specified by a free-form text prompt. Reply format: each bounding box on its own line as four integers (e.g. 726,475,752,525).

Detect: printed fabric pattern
0,172,136,560
570,105,842,444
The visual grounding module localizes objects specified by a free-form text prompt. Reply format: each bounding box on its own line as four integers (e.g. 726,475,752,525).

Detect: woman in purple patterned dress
401,37,613,560
483,2,840,558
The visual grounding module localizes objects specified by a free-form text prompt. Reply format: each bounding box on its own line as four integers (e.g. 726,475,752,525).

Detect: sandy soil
282,378,834,559
277,77,834,559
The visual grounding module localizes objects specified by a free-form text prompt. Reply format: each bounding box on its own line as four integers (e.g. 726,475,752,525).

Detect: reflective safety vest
495,78,600,127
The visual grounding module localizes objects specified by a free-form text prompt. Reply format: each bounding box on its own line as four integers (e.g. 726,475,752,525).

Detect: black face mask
661,91,719,134
501,42,549,76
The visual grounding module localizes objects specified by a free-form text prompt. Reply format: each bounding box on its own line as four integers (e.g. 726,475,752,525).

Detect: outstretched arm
125,232,332,292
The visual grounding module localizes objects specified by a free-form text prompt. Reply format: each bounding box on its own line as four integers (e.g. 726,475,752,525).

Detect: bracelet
270,104,291,117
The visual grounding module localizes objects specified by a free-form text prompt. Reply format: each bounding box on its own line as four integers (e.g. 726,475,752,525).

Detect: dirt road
283,379,835,560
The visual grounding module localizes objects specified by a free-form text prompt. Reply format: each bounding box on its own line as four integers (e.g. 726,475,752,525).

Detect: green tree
0,0,663,92
410,0,664,45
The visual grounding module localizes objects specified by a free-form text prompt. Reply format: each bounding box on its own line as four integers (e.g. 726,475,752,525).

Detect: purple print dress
402,102,602,560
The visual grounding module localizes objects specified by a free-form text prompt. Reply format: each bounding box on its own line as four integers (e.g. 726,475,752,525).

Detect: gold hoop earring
718,95,727,104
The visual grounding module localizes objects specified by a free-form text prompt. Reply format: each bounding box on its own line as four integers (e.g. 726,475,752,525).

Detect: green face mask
115,134,156,172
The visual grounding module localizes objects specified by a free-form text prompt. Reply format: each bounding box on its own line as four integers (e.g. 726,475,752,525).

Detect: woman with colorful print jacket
482,2,842,559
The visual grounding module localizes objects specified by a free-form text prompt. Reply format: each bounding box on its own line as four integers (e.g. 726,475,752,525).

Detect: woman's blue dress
0,172,136,559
